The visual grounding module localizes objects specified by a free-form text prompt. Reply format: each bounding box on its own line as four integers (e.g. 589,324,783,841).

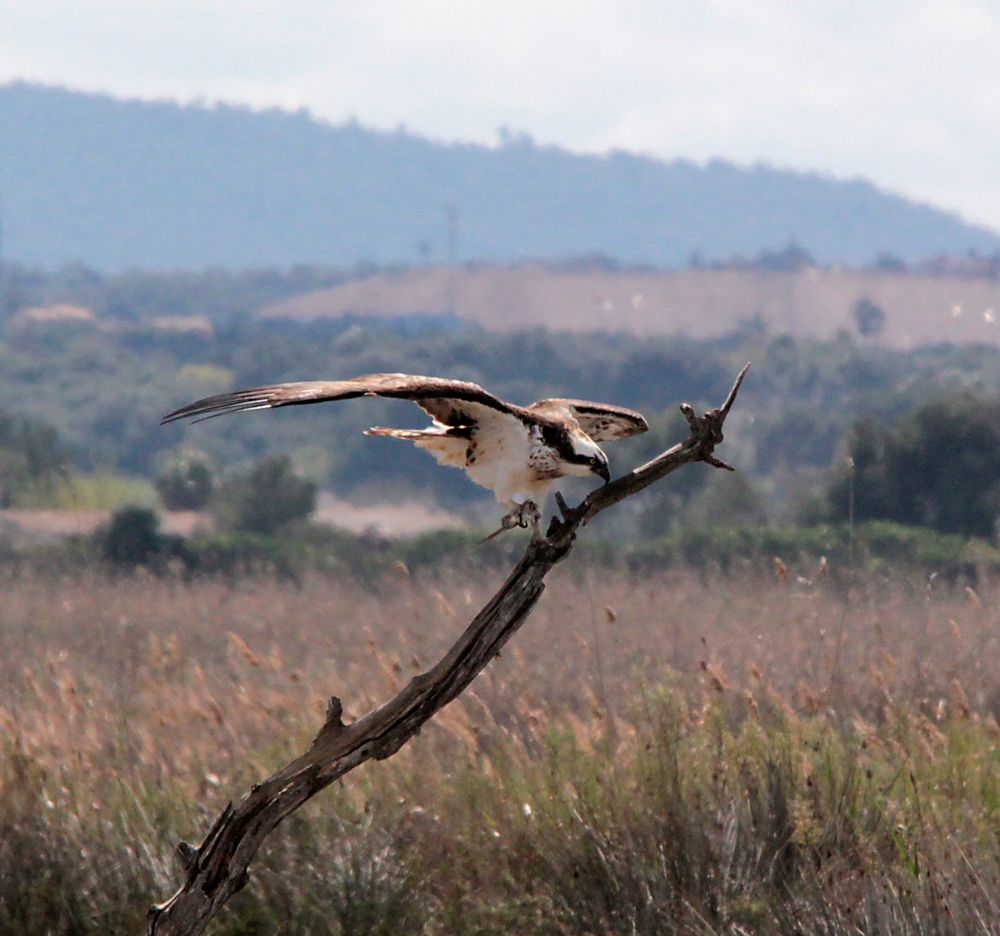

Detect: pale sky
4,0,1000,232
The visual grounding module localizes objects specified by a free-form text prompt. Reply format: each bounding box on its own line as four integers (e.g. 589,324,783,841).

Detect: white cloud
2,0,999,229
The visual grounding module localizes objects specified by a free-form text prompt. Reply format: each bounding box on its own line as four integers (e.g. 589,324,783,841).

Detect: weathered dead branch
146,363,750,936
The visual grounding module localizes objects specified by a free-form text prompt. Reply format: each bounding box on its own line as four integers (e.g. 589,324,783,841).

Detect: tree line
2,316,997,547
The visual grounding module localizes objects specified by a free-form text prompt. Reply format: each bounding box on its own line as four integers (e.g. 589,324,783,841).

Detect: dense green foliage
631,521,1000,581
3,297,999,529
11,517,999,585
154,451,215,510
211,454,317,535
98,506,184,569
827,394,1000,538
3,82,999,269
0,411,68,506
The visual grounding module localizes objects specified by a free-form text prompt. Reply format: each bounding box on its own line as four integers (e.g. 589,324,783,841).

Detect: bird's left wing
528,399,648,441
160,373,517,425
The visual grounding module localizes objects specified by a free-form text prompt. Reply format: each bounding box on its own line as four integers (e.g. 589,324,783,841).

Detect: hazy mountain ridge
2,81,999,270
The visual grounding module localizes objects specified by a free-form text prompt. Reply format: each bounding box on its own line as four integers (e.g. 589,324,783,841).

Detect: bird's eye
590,456,599,465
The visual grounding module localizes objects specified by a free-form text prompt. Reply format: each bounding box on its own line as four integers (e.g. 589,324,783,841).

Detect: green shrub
98,506,187,570
630,521,1000,581
154,451,215,510
212,456,316,535
826,394,1000,539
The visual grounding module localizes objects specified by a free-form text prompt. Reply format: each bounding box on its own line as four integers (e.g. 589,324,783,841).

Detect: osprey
161,374,648,535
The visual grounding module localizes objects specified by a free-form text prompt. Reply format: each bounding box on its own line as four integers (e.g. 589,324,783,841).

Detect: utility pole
445,203,458,316
0,188,6,319
0,189,22,319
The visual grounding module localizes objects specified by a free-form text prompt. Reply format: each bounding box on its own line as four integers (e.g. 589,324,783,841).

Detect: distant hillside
2,82,999,270
262,265,1000,349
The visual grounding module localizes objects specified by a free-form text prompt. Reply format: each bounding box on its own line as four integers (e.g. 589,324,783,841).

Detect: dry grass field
2,562,999,933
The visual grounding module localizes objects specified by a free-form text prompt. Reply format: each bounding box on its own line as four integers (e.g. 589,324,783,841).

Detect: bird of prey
161,373,648,536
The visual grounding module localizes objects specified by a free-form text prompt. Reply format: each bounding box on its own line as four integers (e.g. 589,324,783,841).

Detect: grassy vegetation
13,470,159,511
12,516,997,589
2,563,999,934
629,521,1000,582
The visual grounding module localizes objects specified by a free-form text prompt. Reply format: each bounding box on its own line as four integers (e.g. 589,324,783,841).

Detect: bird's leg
478,499,541,545
478,511,521,544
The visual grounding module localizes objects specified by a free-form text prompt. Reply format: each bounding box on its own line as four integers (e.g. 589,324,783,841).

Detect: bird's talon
478,505,531,544
514,500,541,530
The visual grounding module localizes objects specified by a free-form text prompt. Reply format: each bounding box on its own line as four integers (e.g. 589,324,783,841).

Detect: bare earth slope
261,265,1000,348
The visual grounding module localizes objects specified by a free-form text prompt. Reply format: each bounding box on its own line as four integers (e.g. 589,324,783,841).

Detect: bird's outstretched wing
160,373,519,426
528,399,648,441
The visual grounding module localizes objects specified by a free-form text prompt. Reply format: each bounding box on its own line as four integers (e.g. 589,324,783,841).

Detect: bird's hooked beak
595,458,611,485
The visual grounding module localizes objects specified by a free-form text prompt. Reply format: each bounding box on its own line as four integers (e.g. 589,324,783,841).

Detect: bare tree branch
146,363,750,936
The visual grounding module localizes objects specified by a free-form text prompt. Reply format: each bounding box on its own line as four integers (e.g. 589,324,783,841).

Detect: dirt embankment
261,265,1000,348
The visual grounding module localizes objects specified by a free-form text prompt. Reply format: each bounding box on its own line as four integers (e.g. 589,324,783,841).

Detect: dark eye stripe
540,424,576,460
537,423,605,465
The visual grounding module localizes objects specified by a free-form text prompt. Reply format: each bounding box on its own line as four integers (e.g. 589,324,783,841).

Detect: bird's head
565,433,611,484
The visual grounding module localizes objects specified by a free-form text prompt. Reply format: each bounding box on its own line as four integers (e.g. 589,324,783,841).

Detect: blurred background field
1,136,999,936
2,93,1000,558
2,180,1000,936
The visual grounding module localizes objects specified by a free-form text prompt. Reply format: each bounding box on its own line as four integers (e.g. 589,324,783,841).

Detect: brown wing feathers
160,374,511,426
162,373,648,445
527,398,648,441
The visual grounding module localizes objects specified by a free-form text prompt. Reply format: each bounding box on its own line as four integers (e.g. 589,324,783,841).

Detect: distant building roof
16,303,96,324
149,315,215,337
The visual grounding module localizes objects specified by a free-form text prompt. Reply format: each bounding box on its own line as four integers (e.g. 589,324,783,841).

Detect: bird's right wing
161,373,520,427
527,398,648,441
